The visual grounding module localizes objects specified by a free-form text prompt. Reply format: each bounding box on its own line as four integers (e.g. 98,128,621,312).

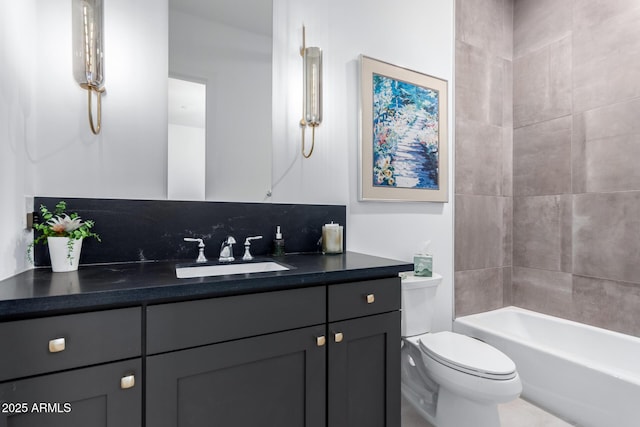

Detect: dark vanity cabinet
0,308,142,427
146,277,401,427
0,274,401,427
327,279,401,427
145,287,327,427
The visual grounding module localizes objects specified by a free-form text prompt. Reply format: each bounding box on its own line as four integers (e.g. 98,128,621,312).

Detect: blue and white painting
372,73,439,189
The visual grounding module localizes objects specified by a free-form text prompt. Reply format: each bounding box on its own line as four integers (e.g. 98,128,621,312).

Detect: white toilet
400,272,522,427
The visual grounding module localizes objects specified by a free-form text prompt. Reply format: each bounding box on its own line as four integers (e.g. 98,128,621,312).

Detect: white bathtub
453,306,640,427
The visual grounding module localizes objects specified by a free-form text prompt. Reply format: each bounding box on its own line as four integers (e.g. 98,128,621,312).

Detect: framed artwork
359,55,448,202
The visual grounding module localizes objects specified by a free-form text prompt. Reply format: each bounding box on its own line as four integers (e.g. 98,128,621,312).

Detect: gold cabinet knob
366,294,375,304
48,337,66,353
316,336,326,347
120,374,135,390
334,332,344,343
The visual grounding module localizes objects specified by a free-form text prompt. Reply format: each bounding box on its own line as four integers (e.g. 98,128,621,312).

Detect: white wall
167,124,206,200
272,0,455,330
0,0,37,280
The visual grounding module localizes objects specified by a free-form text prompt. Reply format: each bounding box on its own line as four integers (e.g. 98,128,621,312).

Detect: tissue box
413,254,433,277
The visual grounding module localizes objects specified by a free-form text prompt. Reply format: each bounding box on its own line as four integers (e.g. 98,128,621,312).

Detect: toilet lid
418,331,516,380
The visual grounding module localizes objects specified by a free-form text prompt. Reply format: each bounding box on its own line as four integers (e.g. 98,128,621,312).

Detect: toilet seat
418,331,516,380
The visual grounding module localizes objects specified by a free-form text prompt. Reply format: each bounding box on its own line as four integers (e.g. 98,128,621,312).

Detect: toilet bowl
400,273,521,427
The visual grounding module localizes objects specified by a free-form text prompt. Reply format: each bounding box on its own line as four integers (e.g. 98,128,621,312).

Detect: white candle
322,223,343,254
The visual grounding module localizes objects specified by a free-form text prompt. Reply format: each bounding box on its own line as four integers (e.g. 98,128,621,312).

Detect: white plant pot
48,237,83,272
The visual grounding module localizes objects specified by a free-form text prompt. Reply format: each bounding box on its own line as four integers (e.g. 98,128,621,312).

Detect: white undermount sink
176,261,290,279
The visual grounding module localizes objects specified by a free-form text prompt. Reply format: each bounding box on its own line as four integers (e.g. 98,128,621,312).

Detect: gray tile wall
455,0,640,336
454,0,514,316
511,0,640,336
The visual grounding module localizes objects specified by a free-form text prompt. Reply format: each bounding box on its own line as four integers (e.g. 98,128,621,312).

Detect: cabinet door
0,358,141,427
147,325,326,427
328,311,400,427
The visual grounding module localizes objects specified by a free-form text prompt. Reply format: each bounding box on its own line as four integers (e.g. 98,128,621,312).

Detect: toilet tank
400,272,442,337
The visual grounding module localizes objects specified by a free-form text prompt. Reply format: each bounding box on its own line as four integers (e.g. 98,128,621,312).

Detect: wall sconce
72,0,105,135
300,26,322,158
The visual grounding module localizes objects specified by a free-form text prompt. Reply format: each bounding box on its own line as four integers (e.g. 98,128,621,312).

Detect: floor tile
499,398,575,427
402,395,575,427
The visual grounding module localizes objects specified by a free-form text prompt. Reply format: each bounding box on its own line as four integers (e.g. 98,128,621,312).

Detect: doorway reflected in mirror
168,77,206,200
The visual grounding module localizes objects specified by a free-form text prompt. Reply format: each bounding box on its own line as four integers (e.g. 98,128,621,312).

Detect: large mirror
168,0,273,202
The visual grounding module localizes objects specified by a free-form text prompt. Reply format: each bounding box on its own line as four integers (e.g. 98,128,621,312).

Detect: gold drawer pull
334,332,344,343
366,294,375,304
316,336,326,347
48,338,66,353
120,374,135,390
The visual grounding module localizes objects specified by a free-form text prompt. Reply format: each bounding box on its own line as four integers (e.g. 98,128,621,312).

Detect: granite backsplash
33,197,346,266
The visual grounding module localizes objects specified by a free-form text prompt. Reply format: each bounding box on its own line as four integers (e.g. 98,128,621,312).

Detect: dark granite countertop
0,252,413,321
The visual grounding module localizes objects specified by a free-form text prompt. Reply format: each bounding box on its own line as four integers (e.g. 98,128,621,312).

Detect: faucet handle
244,235,263,245
242,236,263,261
184,237,207,263
184,237,204,246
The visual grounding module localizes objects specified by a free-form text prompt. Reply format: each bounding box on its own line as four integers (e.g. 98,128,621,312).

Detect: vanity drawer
328,277,400,322
147,286,326,355
0,307,141,382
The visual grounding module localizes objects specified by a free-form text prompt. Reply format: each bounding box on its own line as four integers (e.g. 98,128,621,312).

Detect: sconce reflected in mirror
300,26,322,158
72,0,105,135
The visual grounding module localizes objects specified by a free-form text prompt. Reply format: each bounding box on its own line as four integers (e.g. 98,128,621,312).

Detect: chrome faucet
218,236,236,262
242,236,263,261
184,237,207,263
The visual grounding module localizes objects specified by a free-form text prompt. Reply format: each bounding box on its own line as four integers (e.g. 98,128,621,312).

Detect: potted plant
28,201,100,272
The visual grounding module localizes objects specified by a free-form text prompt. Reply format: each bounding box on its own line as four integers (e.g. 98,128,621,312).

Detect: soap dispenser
272,226,285,256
